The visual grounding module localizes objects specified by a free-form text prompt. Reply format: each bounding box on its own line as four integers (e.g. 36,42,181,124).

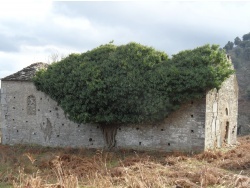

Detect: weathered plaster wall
116,99,206,152
0,81,104,148
205,74,238,149
0,81,206,152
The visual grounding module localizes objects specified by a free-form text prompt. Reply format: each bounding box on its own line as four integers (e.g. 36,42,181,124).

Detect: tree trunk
101,124,118,149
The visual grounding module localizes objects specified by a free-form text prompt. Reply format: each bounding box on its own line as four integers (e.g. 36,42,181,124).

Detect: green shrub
33,43,234,126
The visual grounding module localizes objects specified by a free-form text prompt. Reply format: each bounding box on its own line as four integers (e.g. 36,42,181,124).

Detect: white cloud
0,1,52,21
53,15,91,31
1,1,250,86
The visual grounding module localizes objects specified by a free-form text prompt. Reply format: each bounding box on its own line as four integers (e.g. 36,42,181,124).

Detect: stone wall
205,74,238,149
0,81,104,148
0,81,207,152
116,99,206,152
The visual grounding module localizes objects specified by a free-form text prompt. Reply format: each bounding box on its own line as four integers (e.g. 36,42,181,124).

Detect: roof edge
1,62,49,81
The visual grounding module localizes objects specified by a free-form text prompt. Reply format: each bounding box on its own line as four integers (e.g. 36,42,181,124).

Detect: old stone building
0,61,238,152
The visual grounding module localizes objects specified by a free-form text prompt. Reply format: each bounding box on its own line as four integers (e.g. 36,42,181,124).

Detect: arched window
27,95,36,115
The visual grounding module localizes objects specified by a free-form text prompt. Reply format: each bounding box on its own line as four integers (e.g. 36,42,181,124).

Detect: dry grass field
0,136,249,188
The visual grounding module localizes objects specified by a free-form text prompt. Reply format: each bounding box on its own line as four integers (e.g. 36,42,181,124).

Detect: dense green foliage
224,32,250,67
33,43,233,126
165,45,234,104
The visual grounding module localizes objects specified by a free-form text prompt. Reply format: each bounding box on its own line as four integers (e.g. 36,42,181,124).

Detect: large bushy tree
165,45,234,105
33,42,233,148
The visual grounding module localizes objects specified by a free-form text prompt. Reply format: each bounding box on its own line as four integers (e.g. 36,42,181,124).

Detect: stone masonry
0,60,238,152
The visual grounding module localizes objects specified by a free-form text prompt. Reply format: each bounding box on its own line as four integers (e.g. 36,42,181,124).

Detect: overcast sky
0,1,250,87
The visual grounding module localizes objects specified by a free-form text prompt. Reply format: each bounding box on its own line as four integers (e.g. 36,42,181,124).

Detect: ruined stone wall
116,99,206,152
205,74,238,149
0,81,104,148
0,81,206,152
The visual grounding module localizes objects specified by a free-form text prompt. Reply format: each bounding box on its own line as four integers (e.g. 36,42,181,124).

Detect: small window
27,95,36,115
226,108,228,115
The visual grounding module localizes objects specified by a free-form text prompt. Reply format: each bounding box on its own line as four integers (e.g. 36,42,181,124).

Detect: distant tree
245,41,250,48
234,47,243,58
224,41,234,51
238,40,250,49
244,47,250,60
48,51,66,64
224,31,250,135
243,32,250,41
231,56,241,69
234,37,242,46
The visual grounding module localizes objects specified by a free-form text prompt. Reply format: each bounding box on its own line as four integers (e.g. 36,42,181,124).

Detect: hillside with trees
224,32,250,135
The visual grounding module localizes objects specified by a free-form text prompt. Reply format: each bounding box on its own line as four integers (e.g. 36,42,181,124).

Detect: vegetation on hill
223,32,250,135
33,42,233,147
224,32,250,70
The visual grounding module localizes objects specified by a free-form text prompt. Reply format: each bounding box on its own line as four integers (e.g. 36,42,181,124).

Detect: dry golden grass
0,136,249,188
